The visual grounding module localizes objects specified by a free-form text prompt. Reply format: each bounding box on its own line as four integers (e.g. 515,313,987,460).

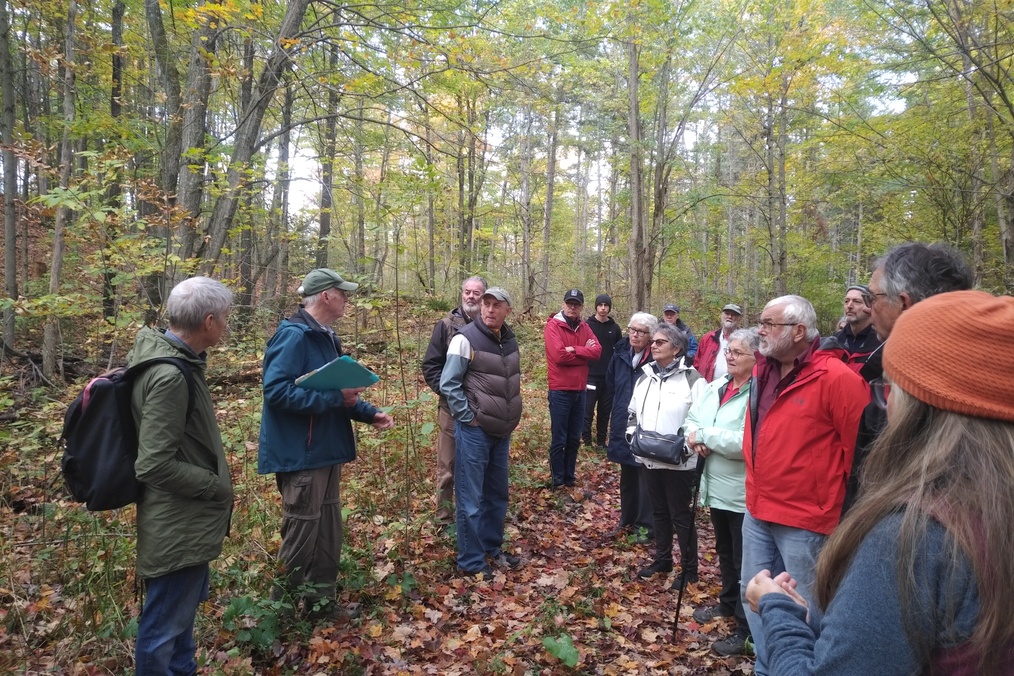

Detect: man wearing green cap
258,268,393,620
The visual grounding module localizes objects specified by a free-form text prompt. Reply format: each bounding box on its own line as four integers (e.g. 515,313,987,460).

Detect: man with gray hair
129,276,234,673
741,295,868,675
841,242,973,513
259,268,393,621
421,275,487,527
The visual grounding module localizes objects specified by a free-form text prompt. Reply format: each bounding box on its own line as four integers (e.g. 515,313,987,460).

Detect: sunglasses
651,339,670,347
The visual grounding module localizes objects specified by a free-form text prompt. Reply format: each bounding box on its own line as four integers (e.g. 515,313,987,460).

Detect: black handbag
630,425,692,465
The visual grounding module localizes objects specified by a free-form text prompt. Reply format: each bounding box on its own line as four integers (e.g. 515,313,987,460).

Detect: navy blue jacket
258,308,379,474
605,336,654,466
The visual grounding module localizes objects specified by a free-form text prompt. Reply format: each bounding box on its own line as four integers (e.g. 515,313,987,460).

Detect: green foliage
543,633,579,667
221,595,288,653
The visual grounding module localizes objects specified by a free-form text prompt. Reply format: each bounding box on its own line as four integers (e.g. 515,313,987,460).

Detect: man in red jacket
544,289,601,489
740,294,868,675
693,303,743,382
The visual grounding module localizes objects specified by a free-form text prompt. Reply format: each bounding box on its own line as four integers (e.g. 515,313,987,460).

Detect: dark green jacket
128,328,232,579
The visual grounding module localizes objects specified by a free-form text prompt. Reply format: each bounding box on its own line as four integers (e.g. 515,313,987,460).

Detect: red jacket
544,312,601,391
695,328,722,382
744,341,868,535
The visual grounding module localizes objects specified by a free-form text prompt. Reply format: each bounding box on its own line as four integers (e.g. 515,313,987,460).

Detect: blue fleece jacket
757,513,982,674
258,309,379,474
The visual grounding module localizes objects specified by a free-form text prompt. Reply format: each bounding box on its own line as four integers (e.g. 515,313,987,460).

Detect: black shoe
670,570,699,589
457,565,495,579
712,633,747,657
302,599,362,622
693,605,734,623
489,552,521,570
637,560,673,578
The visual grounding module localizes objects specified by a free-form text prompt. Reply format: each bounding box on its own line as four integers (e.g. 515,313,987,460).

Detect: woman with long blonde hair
746,290,1014,674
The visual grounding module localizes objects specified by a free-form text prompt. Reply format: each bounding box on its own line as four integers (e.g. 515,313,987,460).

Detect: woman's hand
746,570,809,622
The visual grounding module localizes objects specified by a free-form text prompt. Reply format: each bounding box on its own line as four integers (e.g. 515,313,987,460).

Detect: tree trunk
200,0,311,271
316,47,340,269
43,0,77,381
352,99,366,276
519,110,535,311
1,0,17,348
628,40,648,310
541,103,559,305
176,4,219,265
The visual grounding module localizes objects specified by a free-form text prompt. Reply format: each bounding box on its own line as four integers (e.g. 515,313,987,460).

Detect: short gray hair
627,312,658,334
876,242,973,304
766,295,818,341
166,277,233,333
462,275,487,291
729,327,760,352
654,323,688,355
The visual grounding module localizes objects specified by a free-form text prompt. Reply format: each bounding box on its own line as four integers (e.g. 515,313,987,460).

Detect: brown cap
884,290,1014,422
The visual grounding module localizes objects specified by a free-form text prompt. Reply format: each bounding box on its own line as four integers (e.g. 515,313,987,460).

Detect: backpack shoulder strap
124,357,197,416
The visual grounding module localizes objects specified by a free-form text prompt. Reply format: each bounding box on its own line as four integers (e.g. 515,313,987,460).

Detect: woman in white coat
629,323,707,589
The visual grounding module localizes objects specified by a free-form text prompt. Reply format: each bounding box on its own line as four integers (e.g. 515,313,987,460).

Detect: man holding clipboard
258,268,393,621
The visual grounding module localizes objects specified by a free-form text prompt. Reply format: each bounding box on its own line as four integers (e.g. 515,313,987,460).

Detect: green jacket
128,327,232,579
684,374,749,513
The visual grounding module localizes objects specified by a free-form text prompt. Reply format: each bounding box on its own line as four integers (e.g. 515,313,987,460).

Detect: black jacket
585,315,623,378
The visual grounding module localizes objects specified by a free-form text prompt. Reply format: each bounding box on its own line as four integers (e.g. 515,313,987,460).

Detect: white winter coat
626,358,707,471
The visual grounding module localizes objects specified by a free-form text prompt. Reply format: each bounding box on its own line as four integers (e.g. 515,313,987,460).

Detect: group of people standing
124,240,1014,674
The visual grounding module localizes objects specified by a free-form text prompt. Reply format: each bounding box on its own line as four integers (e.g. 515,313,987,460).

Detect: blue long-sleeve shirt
757,513,981,674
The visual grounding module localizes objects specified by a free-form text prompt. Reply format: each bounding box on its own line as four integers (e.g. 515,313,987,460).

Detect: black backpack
60,357,195,511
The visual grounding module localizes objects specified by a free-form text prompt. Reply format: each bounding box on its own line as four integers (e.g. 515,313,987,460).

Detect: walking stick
672,452,707,642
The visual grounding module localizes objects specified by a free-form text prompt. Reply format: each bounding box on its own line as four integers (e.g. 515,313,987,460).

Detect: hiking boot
457,565,495,579
637,560,673,578
303,599,362,623
670,570,699,589
693,605,734,623
489,552,521,570
712,633,747,657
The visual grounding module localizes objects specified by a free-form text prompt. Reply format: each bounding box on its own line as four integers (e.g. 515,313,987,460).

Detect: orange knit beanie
883,290,1014,422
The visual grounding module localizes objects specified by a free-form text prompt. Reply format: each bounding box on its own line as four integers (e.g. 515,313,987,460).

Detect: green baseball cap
297,268,359,296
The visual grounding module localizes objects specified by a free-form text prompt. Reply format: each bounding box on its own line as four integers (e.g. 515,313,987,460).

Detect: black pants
619,463,654,534
711,507,748,635
644,468,698,574
582,375,612,446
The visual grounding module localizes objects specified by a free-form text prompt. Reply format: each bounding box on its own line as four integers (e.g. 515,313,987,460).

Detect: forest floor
290,450,759,675
1,310,756,674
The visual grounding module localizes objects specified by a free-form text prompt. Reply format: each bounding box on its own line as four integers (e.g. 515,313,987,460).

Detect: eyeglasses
867,290,890,305
651,338,670,346
628,327,649,336
757,320,797,331
724,348,752,358
871,378,892,410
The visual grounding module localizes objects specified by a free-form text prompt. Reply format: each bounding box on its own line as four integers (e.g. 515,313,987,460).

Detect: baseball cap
563,289,584,304
297,268,359,296
663,303,680,313
483,287,512,307
722,303,743,315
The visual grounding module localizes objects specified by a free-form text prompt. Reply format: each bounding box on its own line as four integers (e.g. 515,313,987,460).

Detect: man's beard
722,319,739,332
759,331,791,359
463,300,481,317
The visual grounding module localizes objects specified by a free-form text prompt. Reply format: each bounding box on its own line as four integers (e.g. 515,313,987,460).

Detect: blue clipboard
295,355,380,391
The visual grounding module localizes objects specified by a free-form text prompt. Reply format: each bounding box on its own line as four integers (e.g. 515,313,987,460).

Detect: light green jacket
129,328,232,579
684,375,749,513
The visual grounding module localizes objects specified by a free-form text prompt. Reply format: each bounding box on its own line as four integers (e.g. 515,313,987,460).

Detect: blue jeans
741,512,826,675
136,562,210,676
548,390,585,486
454,421,510,572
